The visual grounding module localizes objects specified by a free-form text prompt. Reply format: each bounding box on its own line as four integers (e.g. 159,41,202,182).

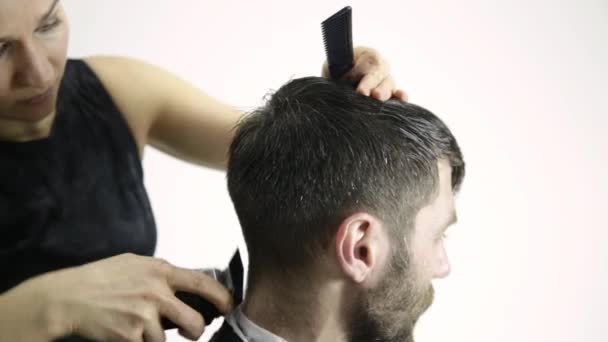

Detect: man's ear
335,213,389,284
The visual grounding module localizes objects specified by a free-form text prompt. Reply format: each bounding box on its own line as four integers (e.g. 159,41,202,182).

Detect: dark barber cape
211,306,287,342
210,323,244,342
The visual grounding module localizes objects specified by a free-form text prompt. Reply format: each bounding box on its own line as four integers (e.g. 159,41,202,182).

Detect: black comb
322,6,355,80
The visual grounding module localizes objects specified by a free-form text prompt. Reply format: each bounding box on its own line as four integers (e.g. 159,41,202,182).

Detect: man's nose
433,244,451,279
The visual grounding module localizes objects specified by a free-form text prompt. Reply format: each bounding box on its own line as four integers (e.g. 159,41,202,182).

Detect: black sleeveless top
0,59,157,295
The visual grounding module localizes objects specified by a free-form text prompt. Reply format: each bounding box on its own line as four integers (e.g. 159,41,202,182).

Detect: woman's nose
14,41,54,89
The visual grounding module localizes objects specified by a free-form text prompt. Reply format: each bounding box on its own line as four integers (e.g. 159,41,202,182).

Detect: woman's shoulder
54,57,147,156
76,55,170,154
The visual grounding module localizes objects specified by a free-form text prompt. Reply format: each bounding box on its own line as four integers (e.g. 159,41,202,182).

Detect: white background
63,1,608,341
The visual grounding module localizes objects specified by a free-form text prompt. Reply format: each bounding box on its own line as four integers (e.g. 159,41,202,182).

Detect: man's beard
348,241,435,342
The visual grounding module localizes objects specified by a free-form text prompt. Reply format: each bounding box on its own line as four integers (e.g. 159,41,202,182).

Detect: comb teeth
322,6,354,80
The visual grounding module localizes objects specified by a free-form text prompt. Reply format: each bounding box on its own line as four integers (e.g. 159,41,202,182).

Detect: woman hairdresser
0,1,407,341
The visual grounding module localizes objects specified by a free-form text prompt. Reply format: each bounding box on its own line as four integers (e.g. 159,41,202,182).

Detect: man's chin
413,284,435,319
351,284,435,342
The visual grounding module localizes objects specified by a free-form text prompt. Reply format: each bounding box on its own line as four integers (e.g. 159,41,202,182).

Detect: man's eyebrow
443,211,458,231
40,0,60,23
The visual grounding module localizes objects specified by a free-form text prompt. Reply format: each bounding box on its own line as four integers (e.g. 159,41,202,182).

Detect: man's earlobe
335,213,386,284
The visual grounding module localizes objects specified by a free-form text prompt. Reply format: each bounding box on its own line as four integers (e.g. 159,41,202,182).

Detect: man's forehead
412,159,457,230
437,158,456,197
437,158,453,183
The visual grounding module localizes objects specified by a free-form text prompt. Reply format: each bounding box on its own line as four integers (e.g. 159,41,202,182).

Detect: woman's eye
37,18,61,33
0,43,9,58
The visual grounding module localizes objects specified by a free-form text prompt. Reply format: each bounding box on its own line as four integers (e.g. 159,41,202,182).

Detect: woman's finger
166,266,233,314
158,293,205,340
142,310,166,342
371,76,397,101
393,89,409,101
355,62,390,97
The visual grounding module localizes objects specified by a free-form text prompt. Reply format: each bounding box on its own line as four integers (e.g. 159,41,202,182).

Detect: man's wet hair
227,77,465,285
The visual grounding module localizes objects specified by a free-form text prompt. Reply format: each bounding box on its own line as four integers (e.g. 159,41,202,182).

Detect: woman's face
0,0,69,125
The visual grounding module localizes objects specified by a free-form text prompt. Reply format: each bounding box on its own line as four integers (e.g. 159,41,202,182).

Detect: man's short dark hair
227,77,465,285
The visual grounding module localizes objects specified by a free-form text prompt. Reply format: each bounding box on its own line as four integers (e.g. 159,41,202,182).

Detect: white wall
63,1,608,341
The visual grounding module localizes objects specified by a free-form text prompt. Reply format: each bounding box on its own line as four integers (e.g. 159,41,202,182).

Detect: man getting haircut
213,77,465,342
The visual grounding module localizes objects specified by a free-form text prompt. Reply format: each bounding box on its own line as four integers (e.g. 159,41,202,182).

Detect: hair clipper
161,250,244,330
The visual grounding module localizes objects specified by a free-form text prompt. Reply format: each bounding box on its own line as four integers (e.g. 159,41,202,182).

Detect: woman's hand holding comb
323,46,408,102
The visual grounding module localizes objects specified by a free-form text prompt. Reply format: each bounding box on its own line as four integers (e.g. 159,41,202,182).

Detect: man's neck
242,277,355,342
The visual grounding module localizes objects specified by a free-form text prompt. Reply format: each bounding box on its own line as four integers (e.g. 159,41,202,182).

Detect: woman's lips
18,87,53,106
